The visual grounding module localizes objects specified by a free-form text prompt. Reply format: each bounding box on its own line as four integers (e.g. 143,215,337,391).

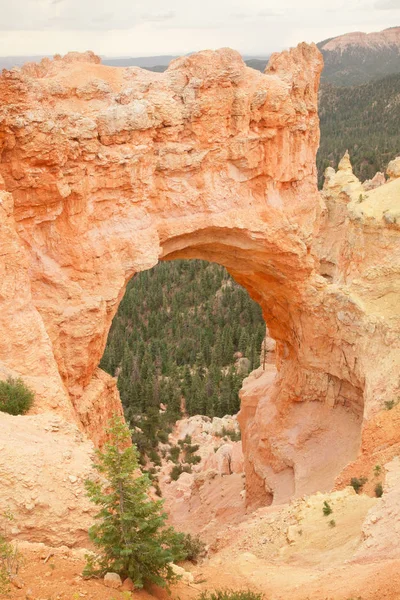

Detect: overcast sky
0,0,399,57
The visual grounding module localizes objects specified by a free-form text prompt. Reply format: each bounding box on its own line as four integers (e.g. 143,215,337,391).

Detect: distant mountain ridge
0,55,50,70
318,26,400,86
320,26,400,52
102,55,178,68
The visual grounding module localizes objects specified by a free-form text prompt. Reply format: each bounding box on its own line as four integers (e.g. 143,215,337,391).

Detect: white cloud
0,0,142,31
374,0,400,9
140,11,176,23
0,0,397,56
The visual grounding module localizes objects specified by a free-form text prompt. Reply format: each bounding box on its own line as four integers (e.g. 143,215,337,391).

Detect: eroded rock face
0,45,399,517
239,151,400,507
157,415,246,539
0,412,95,546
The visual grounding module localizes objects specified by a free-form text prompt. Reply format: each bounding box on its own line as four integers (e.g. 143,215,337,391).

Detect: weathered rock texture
157,415,245,540
0,46,399,519
0,412,95,546
239,153,400,507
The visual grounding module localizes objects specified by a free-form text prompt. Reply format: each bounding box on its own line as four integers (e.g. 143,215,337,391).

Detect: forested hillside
100,260,265,461
317,72,400,185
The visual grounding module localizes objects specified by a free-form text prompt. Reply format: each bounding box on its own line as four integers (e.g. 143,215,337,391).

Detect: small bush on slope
170,464,192,481
169,437,201,480
350,477,367,494
199,590,263,600
180,533,207,562
83,416,186,589
0,377,34,415
215,427,241,442
384,399,399,410
0,512,24,595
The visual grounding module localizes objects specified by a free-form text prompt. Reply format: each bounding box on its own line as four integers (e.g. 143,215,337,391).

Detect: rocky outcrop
168,414,244,476
0,44,323,429
239,154,400,507
156,415,245,538
0,412,95,546
353,457,400,563
0,44,399,528
362,171,386,191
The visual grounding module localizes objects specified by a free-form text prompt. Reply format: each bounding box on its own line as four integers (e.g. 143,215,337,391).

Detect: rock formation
0,43,399,536
0,412,95,546
157,415,245,539
240,153,400,507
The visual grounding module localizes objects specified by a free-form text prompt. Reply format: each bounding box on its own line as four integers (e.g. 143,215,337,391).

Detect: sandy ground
6,540,400,600
6,485,400,600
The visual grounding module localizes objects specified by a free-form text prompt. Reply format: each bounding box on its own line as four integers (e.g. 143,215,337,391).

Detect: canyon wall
239,153,400,506
0,45,399,519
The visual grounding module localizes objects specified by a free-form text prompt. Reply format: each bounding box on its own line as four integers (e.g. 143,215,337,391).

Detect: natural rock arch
0,45,399,505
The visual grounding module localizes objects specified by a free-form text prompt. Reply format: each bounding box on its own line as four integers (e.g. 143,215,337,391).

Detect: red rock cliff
0,45,399,509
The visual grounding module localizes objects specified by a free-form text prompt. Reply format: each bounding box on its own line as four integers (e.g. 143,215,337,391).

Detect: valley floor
8,479,400,600
5,410,400,600
8,537,400,600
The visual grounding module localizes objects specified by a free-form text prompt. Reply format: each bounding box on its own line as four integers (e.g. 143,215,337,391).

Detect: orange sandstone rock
0,45,399,525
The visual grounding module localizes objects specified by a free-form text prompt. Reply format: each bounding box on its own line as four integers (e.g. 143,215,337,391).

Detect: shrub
182,441,201,465
144,467,158,484
0,512,23,595
170,464,192,481
170,465,181,481
215,427,241,442
384,400,396,410
186,453,202,465
350,477,367,493
375,483,383,498
148,448,161,466
83,416,186,589
168,446,181,463
154,483,162,497
374,465,381,477
323,501,333,516
224,427,241,442
157,430,169,444
329,519,336,528
186,444,200,454
180,533,207,562
0,377,34,415
178,434,192,446
198,590,263,600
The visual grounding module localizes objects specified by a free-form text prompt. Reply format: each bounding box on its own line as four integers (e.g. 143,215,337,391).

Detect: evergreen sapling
84,415,185,588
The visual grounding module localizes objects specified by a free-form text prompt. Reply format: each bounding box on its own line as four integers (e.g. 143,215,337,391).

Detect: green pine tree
83,415,185,588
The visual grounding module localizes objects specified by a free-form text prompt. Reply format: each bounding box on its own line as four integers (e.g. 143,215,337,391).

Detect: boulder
104,572,122,589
